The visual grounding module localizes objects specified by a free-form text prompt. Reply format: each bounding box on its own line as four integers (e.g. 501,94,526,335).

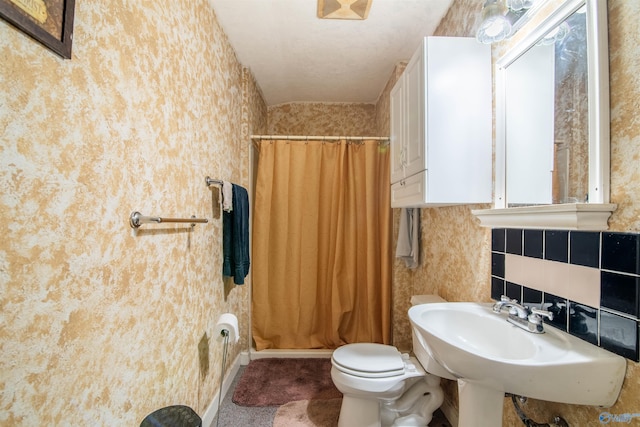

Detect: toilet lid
332,343,405,378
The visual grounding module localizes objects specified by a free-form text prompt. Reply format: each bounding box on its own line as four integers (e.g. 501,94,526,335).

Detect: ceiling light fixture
477,0,546,44
476,0,512,44
507,0,537,12
317,0,372,20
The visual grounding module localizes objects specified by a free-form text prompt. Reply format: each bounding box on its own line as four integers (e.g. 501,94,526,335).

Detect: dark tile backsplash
545,230,569,263
506,282,522,301
544,293,568,331
600,310,640,361
491,252,505,278
602,233,640,275
600,271,640,317
506,229,523,255
524,230,544,259
570,231,600,268
491,228,640,362
491,277,505,301
522,287,543,309
569,302,598,345
492,228,505,253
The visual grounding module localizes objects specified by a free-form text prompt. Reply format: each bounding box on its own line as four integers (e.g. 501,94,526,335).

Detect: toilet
331,295,455,427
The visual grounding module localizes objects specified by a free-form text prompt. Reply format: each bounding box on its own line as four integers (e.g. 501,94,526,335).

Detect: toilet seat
332,343,406,378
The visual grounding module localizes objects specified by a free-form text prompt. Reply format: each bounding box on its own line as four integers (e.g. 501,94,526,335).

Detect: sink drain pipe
509,394,569,427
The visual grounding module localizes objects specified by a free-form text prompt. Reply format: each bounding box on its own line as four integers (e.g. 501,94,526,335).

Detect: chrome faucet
493,295,554,334
493,296,529,318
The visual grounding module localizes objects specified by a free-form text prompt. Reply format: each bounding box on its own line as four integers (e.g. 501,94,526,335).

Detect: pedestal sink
408,302,627,427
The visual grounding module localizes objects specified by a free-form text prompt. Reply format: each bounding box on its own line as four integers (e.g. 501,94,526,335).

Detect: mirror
494,0,610,209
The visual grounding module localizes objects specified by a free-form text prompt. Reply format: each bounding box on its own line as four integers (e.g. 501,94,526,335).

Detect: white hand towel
395,208,420,269
222,181,233,212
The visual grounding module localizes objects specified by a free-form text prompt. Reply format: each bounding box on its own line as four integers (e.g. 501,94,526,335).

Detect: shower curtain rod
250,135,389,142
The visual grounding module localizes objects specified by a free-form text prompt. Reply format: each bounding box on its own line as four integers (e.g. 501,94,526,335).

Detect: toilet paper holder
215,313,239,343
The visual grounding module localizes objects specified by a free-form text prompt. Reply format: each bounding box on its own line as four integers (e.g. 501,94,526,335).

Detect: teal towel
223,184,250,285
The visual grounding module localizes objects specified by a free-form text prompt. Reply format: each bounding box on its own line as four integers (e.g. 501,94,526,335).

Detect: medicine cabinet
390,37,492,208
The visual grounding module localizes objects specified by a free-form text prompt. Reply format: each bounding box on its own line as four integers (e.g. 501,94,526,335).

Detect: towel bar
129,211,208,229
205,176,224,187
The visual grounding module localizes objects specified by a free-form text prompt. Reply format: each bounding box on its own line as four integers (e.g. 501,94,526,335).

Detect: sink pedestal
458,380,504,427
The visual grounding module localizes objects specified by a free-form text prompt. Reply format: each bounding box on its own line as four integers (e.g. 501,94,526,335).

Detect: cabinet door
390,79,405,184
425,37,492,204
403,44,425,179
391,171,427,208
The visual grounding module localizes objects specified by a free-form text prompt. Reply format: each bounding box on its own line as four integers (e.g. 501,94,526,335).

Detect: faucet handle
500,295,517,303
493,295,516,312
529,308,554,324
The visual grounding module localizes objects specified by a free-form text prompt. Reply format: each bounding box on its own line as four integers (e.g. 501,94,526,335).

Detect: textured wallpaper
0,1,263,425
267,102,377,136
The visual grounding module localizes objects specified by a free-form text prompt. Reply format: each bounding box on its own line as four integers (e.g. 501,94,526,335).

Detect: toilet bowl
331,295,454,427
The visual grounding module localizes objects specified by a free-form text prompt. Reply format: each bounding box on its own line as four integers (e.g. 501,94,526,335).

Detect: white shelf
471,203,617,230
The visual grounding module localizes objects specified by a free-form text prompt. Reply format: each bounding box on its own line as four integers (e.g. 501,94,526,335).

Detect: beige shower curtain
252,138,391,350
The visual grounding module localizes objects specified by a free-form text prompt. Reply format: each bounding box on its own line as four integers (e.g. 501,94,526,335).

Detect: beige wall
267,102,378,136
0,1,265,425
382,0,640,425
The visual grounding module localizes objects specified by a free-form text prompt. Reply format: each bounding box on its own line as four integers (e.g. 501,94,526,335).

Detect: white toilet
331,295,455,427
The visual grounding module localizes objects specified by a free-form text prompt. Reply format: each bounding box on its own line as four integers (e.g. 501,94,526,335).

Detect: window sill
471,203,617,230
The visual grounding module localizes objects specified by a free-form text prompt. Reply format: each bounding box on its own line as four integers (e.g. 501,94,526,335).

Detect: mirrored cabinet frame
473,0,616,230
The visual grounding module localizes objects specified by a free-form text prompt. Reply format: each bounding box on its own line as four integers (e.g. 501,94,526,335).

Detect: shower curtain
252,138,391,350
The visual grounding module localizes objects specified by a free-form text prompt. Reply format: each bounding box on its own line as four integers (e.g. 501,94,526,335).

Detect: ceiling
210,0,454,105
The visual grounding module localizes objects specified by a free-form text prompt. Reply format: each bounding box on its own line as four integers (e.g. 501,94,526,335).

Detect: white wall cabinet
390,37,492,208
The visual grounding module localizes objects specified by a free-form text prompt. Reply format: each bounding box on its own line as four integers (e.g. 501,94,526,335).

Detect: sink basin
409,302,627,427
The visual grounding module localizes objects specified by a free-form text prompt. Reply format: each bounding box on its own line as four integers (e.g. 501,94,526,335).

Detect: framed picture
0,0,76,59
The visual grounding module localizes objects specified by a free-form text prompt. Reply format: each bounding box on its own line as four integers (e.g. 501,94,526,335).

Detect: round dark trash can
140,405,202,427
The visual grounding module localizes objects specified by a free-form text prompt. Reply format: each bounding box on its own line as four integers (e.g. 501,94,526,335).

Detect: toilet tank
410,295,456,380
